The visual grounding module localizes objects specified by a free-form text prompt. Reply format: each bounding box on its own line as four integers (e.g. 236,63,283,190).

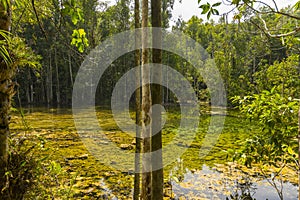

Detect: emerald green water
11,106,298,199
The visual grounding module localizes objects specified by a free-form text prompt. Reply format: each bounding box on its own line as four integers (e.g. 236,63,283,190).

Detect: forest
0,0,299,199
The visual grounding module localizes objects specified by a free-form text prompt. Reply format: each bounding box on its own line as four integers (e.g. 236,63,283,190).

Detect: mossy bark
0,0,12,166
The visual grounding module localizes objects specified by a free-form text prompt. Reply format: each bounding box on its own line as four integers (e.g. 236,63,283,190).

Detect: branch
31,0,47,39
245,2,300,21
271,0,279,12
249,18,271,38
258,14,300,38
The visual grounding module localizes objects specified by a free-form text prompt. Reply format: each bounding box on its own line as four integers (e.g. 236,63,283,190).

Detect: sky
171,0,299,24
105,0,299,25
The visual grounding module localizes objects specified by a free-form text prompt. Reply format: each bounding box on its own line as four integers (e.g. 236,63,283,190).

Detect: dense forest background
13,0,300,107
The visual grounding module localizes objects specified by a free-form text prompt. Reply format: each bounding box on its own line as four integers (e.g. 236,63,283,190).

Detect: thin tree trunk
151,0,163,199
0,0,12,165
55,48,60,106
68,52,74,86
298,106,300,200
29,70,33,104
133,0,141,198
30,83,33,103
141,0,152,199
26,80,30,104
47,52,53,106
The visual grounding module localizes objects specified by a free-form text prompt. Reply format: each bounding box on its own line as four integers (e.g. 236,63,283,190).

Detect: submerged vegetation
8,107,297,199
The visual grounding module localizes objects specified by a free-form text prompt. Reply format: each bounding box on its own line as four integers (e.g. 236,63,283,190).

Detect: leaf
207,11,212,19
20,161,27,167
232,0,241,5
71,14,79,25
293,1,300,11
212,8,219,15
199,4,210,14
233,13,242,20
172,176,179,183
78,29,86,37
287,146,296,156
212,2,221,7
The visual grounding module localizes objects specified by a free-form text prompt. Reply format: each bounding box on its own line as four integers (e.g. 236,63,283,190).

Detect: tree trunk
0,0,12,165
133,0,141,199
141,0,152,199
298,106,300,200
68,52,74,86
46,52,53,106
151,0,163,199
28,70,33,104
55,48,60,106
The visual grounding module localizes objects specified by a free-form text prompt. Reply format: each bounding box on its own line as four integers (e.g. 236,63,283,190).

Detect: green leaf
233,13,242,20
293,1,300,11
212,8,219,15
71,29,89,53
207,11,212,19
199,4,210,14
232,0,241,5
287,146,296,156
71,14,79,25
212,2,221,7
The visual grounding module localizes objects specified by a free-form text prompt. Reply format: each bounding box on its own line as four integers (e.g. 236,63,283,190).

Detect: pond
11,106,298,199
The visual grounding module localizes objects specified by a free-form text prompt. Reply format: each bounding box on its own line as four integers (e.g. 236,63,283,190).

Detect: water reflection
170,164,298,200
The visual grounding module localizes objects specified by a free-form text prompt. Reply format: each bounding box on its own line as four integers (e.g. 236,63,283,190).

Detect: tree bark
133,0,141,199
151,0,163,199
54,48,60,106
0,0,12,165
68,51,74,86
298,106,300,200
141,0,152,199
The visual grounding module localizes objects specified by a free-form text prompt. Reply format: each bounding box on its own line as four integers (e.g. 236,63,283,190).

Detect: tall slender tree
151,0,163,199
133,0,141,199
0,0,12,166
141,0,152,199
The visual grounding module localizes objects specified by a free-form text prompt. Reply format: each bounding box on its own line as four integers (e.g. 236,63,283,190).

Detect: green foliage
254,55,300,97
198,2,220,19
27,159,78,199
0,30,12,66
0,137,38,199
59,0,89,52
10,37,41,69
231,87,298,168
61,0,84,25
293,1,300,11
0,133,78,199
0,27,41,70
71,28,89,53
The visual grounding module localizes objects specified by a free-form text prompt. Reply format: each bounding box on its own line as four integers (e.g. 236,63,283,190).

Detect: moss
10,107,297,199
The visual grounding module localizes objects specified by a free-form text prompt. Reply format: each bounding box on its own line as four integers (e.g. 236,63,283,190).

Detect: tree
0,0,12,165
141,0,152,199
133,0,141,199
151,0,163,199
